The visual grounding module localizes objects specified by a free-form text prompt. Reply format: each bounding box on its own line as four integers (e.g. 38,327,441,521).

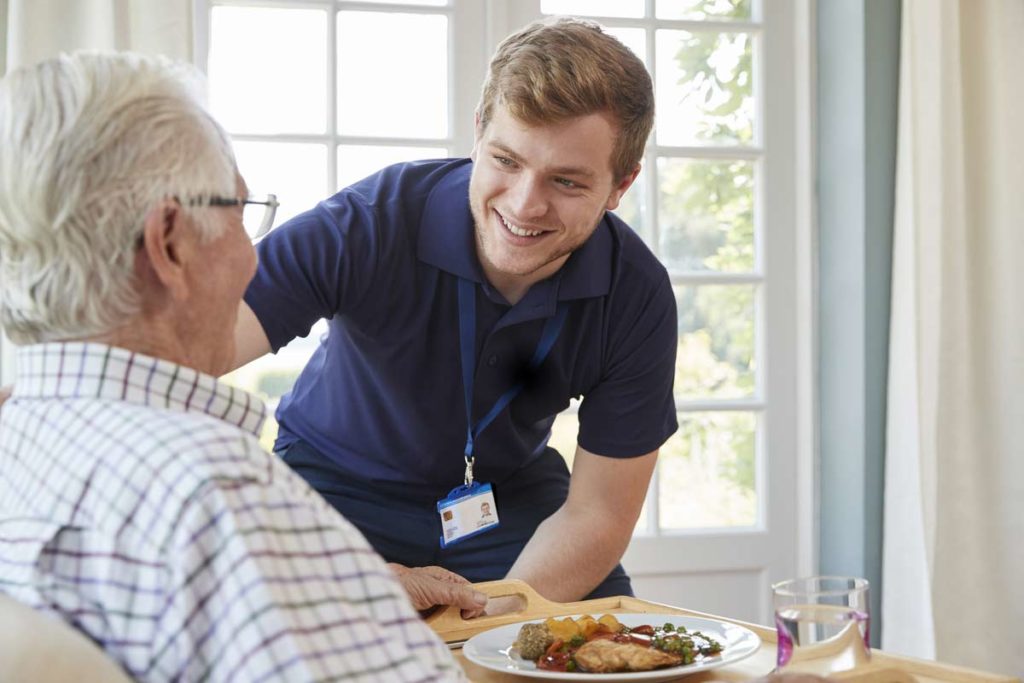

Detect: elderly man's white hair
0,51,238,344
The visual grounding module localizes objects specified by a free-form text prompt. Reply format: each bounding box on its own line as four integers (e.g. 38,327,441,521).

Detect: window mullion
327,3,338,191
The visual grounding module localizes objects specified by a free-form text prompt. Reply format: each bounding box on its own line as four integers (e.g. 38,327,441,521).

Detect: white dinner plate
462,613,761,681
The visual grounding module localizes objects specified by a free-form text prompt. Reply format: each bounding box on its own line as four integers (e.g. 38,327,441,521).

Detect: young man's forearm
505,447,658,601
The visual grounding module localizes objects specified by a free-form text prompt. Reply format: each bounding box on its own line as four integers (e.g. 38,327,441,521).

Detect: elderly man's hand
0,385,11,409
388,563,487,613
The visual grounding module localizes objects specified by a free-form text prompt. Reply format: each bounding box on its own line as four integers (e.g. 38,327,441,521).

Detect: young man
0,52,471,681
234,17,678,603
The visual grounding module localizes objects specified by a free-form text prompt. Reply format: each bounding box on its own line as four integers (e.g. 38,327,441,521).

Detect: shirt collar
416,159,613,303
13,342,266,438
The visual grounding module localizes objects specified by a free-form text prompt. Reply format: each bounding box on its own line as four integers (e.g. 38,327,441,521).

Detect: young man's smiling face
468,105,638,303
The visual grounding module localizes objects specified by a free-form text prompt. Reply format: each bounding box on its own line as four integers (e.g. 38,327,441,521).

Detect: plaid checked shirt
0,343,464,682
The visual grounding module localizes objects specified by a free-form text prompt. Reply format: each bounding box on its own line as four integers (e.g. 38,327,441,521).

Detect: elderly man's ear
136,198,196,303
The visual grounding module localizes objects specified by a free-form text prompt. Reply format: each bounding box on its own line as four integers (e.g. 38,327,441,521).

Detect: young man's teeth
501,215,542,237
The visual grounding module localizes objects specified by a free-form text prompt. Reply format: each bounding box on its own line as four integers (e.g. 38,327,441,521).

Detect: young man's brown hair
476,16,655,182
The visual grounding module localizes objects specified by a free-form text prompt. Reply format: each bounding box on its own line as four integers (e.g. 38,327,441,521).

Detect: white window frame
191,1,817,590
193,0,491,181
498,0,816,620
610,0,817,617
503,0,816,545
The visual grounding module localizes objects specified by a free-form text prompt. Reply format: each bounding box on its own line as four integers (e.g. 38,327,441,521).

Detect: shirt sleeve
577,269,679,458
150,458,465,682
244,191,382,352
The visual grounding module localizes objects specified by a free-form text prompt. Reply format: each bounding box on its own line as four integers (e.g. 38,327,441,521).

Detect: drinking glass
772,576,870,675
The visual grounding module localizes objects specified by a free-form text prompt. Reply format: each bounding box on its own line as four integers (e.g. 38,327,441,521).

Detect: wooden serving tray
427,580,1020,683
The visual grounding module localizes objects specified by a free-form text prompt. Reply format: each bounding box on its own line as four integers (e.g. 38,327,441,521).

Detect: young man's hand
388,563,487,613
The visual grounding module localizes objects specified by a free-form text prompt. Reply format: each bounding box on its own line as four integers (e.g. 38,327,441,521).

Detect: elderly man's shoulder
84,400,320,545
106,400,274,488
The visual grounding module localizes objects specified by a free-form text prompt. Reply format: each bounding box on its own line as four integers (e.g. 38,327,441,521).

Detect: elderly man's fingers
461,594,526,620
447,583,489,610
398,570,487,611
418,565,471,585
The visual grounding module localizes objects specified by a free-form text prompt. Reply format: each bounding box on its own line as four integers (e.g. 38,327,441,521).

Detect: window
537,0,766,532
199,1,808,548
199,0,485,449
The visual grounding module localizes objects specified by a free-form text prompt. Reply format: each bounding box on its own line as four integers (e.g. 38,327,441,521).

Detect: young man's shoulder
603,211,673,294
268,157,470,260
327,157,470,216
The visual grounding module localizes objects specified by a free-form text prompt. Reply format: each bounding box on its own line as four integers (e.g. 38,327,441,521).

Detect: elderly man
0,51,475,681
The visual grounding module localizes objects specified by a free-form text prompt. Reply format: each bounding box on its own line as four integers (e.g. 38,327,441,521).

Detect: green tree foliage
658,6,758,517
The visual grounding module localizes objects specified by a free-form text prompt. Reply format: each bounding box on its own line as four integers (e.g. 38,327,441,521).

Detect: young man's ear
138,198,192,302
605,163,642,211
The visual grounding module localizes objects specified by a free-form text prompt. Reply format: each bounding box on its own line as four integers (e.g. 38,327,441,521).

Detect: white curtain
883,0,1024,676
0,0,193,383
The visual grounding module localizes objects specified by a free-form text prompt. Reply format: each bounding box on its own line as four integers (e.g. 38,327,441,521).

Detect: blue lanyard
458,278,568,484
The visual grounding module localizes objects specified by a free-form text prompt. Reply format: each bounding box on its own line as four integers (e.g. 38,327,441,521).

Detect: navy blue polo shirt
245,158,678,501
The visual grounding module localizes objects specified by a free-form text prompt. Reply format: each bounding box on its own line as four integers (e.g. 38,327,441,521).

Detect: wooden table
426,581,1020,683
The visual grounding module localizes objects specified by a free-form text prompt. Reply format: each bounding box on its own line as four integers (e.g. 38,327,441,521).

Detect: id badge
437,481,500,548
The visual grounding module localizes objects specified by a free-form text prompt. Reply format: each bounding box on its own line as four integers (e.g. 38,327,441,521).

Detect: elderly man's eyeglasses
185,194,279,241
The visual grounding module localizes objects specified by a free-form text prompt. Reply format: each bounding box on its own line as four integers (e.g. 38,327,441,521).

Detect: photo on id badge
438,482,499,547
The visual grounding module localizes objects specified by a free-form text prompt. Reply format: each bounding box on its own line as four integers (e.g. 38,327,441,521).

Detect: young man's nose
508,173,548,221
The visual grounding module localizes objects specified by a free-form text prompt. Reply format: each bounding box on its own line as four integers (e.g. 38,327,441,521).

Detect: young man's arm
231,301,272,370
504,445,657,602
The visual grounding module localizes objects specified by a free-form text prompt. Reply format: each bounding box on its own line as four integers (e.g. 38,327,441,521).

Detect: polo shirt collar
416,160,614,308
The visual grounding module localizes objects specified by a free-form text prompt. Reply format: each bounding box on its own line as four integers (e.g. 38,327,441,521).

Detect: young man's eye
555,177,580,189
494,155,515,167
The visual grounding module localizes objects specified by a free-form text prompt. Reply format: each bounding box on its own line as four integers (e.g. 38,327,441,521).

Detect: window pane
656,0,752,21
233,141,328,228
656,30,754,146
658,157,754,272
612,166,647,243
549,409,578,469
338,12,447,138
542,0,645,18
209,7,326,135
338,145,448,189
225,320,329,452
675,284,755,399
604,27,647,67
658,411,757,528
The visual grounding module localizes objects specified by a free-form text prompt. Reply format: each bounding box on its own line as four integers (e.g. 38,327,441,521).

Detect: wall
817,0,900,646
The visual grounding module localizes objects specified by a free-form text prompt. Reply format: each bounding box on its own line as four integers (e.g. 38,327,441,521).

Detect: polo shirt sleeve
244,191,381,352
577,273,679,458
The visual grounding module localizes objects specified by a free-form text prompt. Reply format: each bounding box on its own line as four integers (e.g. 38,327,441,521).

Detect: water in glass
772,576,870,675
